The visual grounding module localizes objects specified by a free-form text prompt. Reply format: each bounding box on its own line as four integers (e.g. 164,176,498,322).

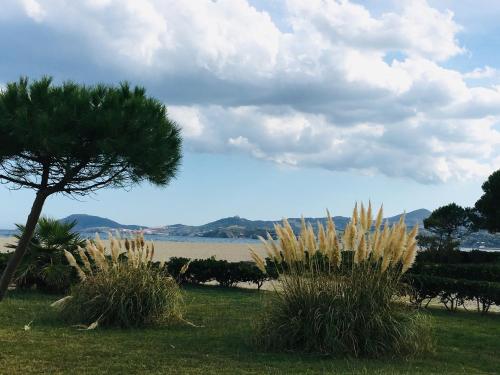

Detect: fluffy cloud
286,0,463,61
464,66,498,79
20,0,46,22
1,0,499,183
169,105,498,183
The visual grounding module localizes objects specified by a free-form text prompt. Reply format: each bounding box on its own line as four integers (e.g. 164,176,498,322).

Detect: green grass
0,286,499,374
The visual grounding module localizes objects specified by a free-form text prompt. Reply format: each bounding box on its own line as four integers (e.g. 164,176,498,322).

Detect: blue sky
0,0,498,228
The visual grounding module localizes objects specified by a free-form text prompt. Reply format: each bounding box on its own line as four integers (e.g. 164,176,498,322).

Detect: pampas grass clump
251,202,433,357
55,233,183,328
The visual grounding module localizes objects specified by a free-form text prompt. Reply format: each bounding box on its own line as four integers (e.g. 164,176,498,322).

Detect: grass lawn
0,286,499,374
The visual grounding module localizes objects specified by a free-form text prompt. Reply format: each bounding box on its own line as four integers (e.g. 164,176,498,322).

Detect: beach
0,237,267,262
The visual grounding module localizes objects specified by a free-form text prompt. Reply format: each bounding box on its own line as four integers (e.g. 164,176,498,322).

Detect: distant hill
58,209,432,239
386,209,432,227
159,209,432,238
59,214,144,232
27,209,499,248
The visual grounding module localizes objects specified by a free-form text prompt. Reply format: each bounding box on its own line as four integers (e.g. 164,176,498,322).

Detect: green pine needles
0,77,182,301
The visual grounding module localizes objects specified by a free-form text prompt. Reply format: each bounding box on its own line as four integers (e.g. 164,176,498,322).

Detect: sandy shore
0,237,266,262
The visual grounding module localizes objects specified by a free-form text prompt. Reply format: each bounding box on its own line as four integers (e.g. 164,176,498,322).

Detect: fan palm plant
9,217,84,292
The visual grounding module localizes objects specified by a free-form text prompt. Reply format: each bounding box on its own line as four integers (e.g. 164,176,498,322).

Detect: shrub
404,273,500,313
403,274,443,308
410,263,500,283
167,257,192,283
236,261,268,290
56,234,183,328
189,257,220,284
212,260,240,287
9,217,84,293
405,250,500,314
166,257,269,289
416,249,500,264
251,203,433,357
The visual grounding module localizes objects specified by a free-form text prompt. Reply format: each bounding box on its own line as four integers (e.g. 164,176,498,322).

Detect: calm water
0,229,260,244
0,229,498,249
0,230,15,237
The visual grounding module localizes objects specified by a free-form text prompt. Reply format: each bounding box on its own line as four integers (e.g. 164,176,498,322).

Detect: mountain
59,209,432,239
59,214,144,232
51,210,500,248
386,209,432,227
157,209,432,238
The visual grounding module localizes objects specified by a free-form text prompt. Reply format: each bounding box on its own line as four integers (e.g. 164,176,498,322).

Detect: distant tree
416,233,456,253
424,203,471,239
475,170,500,232
0,77,182,301
420,203,472,252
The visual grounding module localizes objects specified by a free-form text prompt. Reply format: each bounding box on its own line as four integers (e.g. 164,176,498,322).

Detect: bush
212,260,239,287
416,249,500,264
410,263,500,283
189,257,221,284
405,248,500,313
404,273,500,313
166,257,269,289
167,257,191,283
251,204,433,357
56,234,183,328
403,274,443,308
236,261,268,290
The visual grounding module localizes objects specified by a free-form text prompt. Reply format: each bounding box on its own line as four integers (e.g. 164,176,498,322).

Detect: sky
0,0,498,228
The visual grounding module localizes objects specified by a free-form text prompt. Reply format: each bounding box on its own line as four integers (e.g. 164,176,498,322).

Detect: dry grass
55,233,184,328
251,202,433,357
251,202,418,276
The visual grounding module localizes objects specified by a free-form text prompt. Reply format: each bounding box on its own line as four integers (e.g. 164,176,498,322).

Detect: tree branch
0,173,41,189
62,166,129,194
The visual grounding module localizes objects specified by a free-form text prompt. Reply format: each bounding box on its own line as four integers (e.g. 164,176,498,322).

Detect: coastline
0,237,267,262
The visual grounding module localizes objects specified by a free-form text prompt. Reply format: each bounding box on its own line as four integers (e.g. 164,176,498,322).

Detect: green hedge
410,263,500,283
166,257,269,289
416,249,500,264
404,273,500,313
405,249,500,314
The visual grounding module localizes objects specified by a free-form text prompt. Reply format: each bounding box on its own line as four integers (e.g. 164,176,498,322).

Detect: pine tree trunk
0,191,47,301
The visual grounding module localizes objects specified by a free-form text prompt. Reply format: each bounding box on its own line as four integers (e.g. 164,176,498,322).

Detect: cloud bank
1,0,500,183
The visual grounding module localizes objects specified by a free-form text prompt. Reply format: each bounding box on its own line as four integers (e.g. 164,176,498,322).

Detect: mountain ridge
60,214,145,231
59,209,432,238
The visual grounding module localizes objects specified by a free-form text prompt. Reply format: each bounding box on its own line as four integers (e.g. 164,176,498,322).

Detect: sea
0,229,499,250
0,229,261,244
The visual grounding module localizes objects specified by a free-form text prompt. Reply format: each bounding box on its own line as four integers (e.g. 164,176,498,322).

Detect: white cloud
170,105,499,183
286,0,464,61
168,106,204,138
464,66,498,79
21,0,45,22
2,0,499,183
